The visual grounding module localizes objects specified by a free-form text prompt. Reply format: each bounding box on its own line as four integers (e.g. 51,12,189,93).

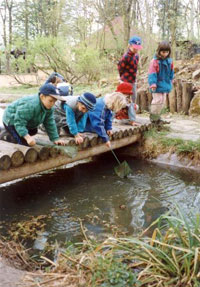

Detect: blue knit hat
78,92,96,111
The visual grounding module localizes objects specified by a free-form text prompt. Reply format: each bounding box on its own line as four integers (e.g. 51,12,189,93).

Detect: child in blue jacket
85,92,127,148
148,41,174,123
54,92,96,145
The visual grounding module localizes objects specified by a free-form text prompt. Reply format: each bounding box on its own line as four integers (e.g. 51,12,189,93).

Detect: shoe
0,130,16,143
150,113,161,123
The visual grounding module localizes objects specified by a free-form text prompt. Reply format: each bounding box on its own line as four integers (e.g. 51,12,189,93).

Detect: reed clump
1,207,200,287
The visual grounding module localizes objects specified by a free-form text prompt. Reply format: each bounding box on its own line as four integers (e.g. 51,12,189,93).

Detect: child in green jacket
2,83,66,146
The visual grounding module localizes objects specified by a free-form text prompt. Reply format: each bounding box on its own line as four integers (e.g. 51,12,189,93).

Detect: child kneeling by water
2,83,66,146
54,92,96,145
84,92,127,148
114,82,139,125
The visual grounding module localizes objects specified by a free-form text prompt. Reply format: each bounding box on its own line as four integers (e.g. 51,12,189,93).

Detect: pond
0,153,200,251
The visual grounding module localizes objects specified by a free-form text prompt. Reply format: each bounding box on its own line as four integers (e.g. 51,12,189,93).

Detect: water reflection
0,154,200,248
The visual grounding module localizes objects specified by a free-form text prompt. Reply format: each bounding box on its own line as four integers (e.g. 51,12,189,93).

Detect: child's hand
24,134,36,146
106,141,111,148
75,134,84,145
54,139,66,146
107,130,113,137
151,87,156,92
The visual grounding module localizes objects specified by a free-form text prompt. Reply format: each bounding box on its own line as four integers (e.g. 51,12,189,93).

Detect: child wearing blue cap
2,83,67,146
117,35,142,126
53,92,96,145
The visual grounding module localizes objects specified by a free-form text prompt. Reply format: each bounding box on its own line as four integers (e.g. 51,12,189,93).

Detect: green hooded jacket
3,94,59,142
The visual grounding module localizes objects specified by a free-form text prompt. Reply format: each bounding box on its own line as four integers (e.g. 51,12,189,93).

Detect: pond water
0,154,200,251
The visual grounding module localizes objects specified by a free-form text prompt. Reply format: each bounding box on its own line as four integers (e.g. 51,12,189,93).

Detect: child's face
129,45,139,54
40,95,57,109
160,50,169,59
77,102,88,113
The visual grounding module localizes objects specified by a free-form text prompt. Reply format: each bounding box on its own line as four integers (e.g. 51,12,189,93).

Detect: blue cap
128,36,142,50
57,83,73,97
39,83,67,101
78,92,96,111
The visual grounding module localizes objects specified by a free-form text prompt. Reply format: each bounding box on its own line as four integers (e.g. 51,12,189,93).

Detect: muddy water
0,154,200,250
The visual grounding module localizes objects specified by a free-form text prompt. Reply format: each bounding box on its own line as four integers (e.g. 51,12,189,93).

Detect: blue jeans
128,83,137,122
3,123,37,146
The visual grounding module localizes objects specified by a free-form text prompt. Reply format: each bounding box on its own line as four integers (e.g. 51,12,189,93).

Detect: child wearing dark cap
117,35,142,125
114,82,139,125
53,92,96,145
45,72,73,96
2,83,66,146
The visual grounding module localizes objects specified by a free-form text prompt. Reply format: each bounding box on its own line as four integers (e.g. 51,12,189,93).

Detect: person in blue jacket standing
148,41,174,123
85,92,127,148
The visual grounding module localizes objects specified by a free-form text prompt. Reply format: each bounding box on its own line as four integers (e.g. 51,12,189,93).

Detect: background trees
0,0,199,82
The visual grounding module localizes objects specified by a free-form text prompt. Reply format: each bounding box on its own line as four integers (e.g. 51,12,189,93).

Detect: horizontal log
0,134,142,184
0,152,11,170
0,142,24,167
13,144,38,163
34,145,50,161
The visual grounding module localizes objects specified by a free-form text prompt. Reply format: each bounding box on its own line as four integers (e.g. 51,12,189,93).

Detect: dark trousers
3,123,37,146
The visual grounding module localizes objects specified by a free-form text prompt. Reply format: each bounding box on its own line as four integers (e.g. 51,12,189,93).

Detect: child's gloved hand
75,134,84,145
24,134,36,146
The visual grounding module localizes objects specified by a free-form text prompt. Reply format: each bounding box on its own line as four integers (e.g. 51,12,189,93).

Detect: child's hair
104,92,127,113
156,41,171,59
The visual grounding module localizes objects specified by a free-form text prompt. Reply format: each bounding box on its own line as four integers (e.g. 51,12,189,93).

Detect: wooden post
147,91,152,111
168,85,177,113
140,90,148,111
176,79,183,113
182,81,193,114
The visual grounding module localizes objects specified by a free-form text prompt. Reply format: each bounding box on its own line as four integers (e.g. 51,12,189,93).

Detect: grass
0,83,114,104
144,127,200,155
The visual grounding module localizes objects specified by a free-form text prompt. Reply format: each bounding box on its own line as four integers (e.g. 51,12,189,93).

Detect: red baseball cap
116,82,133,95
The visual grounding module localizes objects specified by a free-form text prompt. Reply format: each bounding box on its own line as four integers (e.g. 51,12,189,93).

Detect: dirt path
0,257,26,287
0,72,46,88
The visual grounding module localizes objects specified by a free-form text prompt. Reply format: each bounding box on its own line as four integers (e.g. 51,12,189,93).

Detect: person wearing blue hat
117,35,142,126
53,92,96,145
2,83,67,146
45,72,73,96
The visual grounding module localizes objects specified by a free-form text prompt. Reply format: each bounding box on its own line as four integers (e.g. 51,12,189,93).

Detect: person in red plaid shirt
117,36,142,125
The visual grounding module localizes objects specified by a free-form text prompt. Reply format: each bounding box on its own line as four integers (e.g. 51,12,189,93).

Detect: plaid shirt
117,49,139,84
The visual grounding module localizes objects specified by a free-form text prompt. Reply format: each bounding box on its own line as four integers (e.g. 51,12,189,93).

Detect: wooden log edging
0,122,151,172
0,133,142,184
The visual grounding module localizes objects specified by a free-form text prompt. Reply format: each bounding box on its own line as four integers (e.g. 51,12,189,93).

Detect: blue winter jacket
85,97,112,142
148,56,174,93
